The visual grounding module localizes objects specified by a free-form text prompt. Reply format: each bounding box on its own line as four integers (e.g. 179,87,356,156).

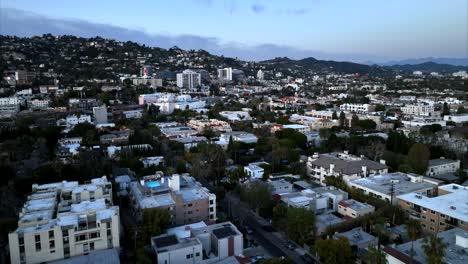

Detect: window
440,222,445,226
430,219,435,223
210,207,214,212
188,203,193,207
49,240,55,249
49,230,54,239
35,234,41,242
19,237,24,245
90,232,100,239
431,210,436,214
210,200,214,205
76,234,87,242
196,252,200,257
90,242,95,251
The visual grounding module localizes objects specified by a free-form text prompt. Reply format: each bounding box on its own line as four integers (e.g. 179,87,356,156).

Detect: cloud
251,4,266,14
0,7,386,62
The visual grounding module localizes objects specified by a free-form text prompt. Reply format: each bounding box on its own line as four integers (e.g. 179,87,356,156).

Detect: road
225,194,306,264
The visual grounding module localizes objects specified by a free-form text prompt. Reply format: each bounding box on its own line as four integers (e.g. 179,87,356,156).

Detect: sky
1,0,467,62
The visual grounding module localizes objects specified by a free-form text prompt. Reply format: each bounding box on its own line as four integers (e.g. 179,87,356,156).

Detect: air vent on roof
453,185,458,190
415,195,422,199
450,206,456,210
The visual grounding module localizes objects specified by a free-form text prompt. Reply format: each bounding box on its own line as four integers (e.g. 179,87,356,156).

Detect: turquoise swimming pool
146,181,161,188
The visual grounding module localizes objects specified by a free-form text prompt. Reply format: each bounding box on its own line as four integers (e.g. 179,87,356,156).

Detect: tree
339,111,346,127
332,110,338,120
315,237,353,264
406,219,422,263
422,234,446,264
351,113,360,129
407,143,430,174
141,209,170,242
375,104,386,112
286,207,315,245
442,102,450,116
366,246,388,264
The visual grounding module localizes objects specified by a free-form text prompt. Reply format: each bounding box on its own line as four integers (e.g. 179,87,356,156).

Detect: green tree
286,207,315,245
315,237,353,264
351,113,360,129
406,219,423,263
339,111,346,127
366,246,388,264
332,110,338,120
422,234,446,264
141,209,170,242
407,143,430,174
442,102,450,116
375,104,386,112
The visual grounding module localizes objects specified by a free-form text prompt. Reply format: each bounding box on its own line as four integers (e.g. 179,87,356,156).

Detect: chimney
185,225,191,231
312,152,319,160
380,159,386,165
344,150,349,155
330,164,335,174
362,166,367,177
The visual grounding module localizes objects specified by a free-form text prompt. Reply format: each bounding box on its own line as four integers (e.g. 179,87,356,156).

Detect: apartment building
219,131,258,144
348,172,438,205
340,103,376,113
401,103,435,116
152,221,243,264
384,227,468,264
280,186,348,214
27,99,50,110
337,199,375,219
333,227,378,250
307,151,388,185
129,174,216,226
398,184,468,233
8,177,119,264
177,70,201,89
426,158,460,177
0,96,20,117
269,179,293,194
217,67,233,81
219,111,252,122
244,162,268,179
187,119,232,133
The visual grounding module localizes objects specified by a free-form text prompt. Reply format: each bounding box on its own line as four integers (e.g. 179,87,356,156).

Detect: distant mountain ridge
385,62,468,73
374,57,468,67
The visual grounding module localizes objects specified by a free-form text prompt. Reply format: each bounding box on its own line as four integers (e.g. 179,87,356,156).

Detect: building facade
8,177,119,264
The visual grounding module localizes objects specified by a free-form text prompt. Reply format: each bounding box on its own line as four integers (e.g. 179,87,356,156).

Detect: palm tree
422,234,447,264
406,219,422,264
366,246,388,264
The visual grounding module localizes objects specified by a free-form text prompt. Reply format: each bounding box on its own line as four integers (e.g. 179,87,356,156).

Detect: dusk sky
1,0,467,62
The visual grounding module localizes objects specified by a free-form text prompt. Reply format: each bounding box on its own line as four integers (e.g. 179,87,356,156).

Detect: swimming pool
146,181,161,188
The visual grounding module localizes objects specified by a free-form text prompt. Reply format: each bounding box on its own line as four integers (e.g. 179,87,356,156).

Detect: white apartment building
187,119,232,133
282,124,312,134
401,103,435,116
0,96,20,117
139,156,164,168
9,177,120,264
152,221,243,264
27,99,50,110
348,172,438,205
219,111,252,122
122,110,143,119
244,162,268,179
444,114,468,123
177,70,201,89
219,131,258,144
269,179,293,194
426,158,460,177
337,199,375,219
280,186,348,214
307,151,388,186
217,67,233,81
257,69,265,80
340,103,376,113
63,115,92,127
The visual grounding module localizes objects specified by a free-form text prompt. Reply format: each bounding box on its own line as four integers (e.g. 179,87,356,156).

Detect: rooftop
387,228,468,264
310,152,388,175
428,158,459,167
338,199,374,211
397,184,468,222
333,227,377,246
349,172,436,196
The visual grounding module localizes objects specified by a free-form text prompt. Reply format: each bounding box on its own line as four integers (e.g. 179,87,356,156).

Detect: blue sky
1,0,467,61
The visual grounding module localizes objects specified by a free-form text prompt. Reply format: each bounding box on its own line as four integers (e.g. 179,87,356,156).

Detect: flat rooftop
350,172,436,196
397,184,468,222
390,228,468,264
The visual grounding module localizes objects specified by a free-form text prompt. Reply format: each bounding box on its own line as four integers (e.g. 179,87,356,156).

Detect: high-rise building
8,177,120,264
257,69,264,80
140,65,153,78
176,70,201,89
217,67,233,81
93,106,108,124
